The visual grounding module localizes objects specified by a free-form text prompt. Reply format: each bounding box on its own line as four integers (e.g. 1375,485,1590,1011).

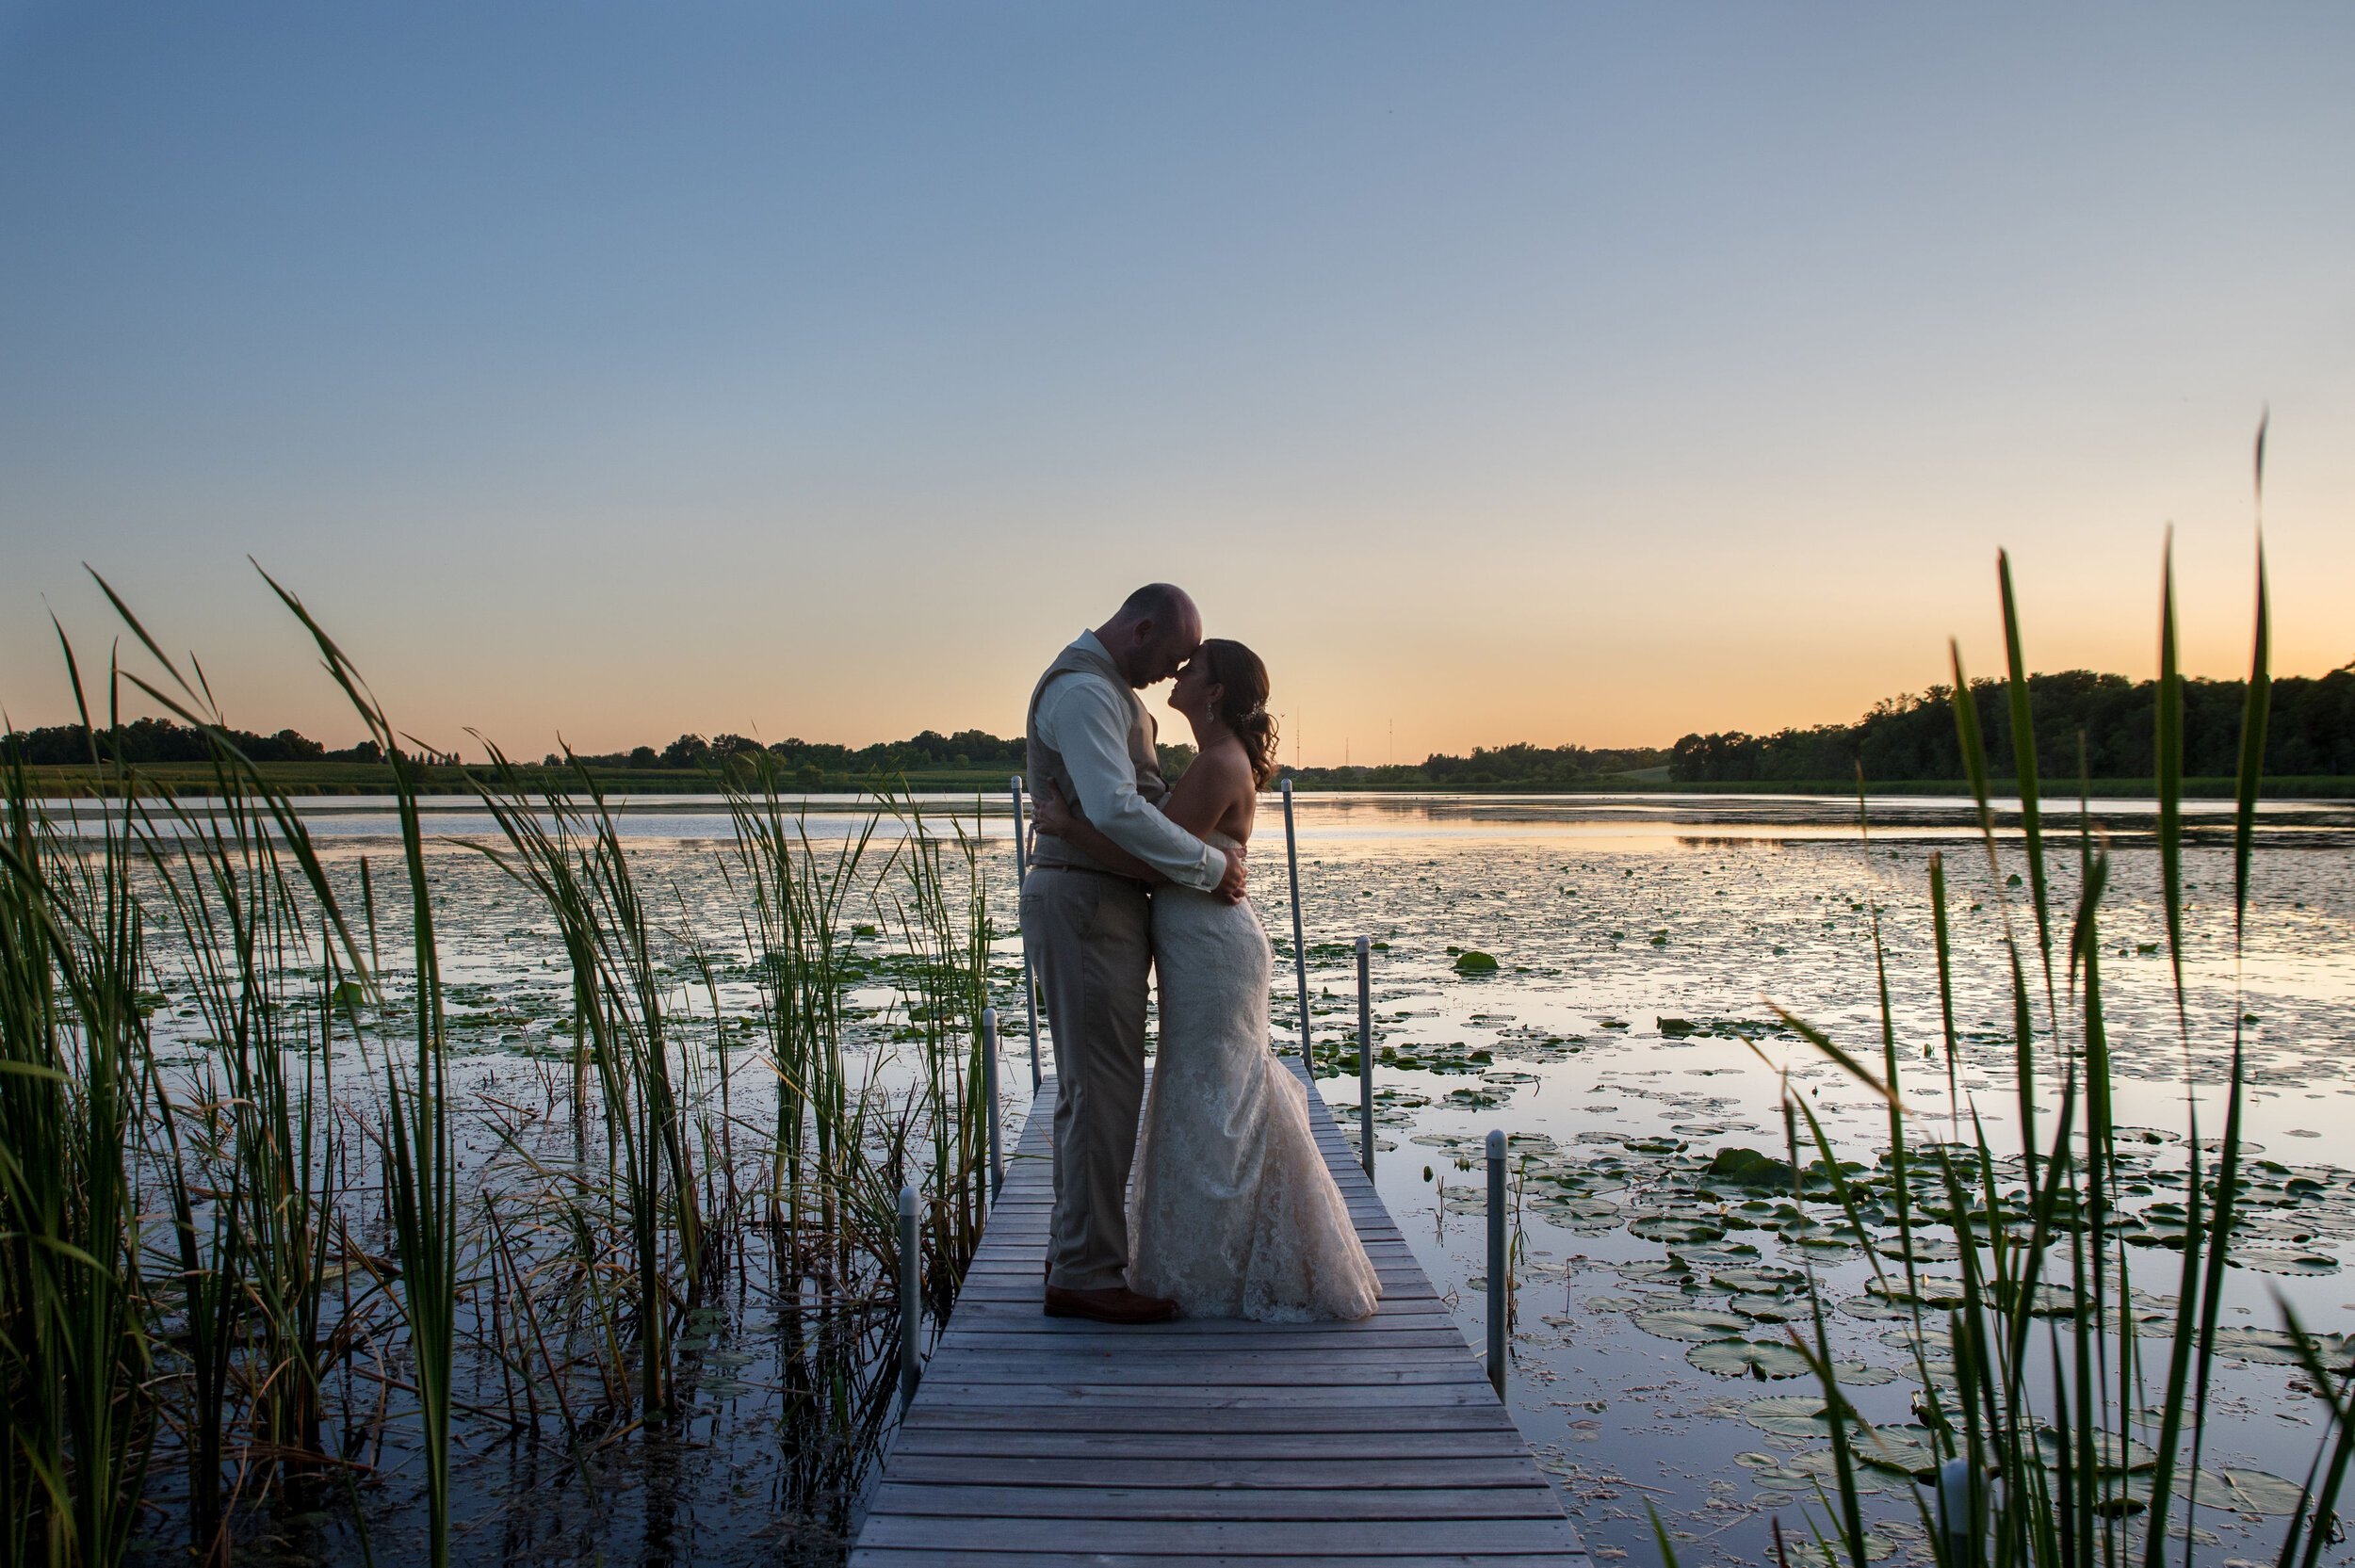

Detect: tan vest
1024,637,1166,875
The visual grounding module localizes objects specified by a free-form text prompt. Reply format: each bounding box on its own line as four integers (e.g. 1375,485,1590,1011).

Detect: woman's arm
1039,675,1226,890
1029,782,1161,881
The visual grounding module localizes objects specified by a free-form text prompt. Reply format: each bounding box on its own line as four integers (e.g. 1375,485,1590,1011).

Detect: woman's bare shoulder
1164,736,1252,832
1188,737,1253,787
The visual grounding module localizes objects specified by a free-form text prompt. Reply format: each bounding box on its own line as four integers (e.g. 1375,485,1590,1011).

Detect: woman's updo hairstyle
1199,638,1279,788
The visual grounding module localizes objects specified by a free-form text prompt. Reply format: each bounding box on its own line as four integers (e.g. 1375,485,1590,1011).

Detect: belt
1030,862,1153,891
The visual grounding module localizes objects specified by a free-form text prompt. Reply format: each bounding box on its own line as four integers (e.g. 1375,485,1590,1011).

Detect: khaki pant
1019,865,1152,1292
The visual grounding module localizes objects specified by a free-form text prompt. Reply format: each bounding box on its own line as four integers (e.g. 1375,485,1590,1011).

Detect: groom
1022,583,1249,1324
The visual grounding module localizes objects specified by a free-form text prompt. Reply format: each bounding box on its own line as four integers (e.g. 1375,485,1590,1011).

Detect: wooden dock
848,1059,1590,1566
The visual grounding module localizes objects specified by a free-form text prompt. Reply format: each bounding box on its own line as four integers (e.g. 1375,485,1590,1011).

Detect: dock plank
846,1059,1587,1566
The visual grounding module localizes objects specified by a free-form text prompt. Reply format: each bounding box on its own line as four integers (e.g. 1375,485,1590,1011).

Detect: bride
1031,639,1381,1322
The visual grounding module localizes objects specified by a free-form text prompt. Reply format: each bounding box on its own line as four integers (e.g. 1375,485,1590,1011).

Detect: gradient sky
4,4,2349,765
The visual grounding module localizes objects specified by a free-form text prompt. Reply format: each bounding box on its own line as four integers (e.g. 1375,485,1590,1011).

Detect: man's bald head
1094,583,1203,688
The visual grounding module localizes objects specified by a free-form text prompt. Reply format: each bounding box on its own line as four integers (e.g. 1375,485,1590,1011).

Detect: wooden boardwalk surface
848,1059,1589,1567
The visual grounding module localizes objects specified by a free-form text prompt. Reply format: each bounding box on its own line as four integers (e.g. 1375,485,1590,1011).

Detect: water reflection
44,788,2355,849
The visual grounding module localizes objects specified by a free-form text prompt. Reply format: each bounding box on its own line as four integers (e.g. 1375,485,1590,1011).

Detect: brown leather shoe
1044,1285,1179,1324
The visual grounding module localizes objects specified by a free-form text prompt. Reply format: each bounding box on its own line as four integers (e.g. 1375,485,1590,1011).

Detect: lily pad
1852,1422,1943,1479
1738,1393,1844,1437
1838,1293,1920,1323
1713,1265,1807,1294
1789,1448,1909,1497
2176,1466,2307,1516
1629,1215,1726,1244
1875,1234,1962,1262
2229,1245,2339,1275
1630,1306,1752,1342
1866,1275,1967,1309
1729,1294,1804,1322
1687,1338,1814,1380
2209,1325,2350,1368
1708,1147,1797,1188
1614,1258,1697,1285
2031,1427,2155,1477
1453,950,1500,975
1531,1195,1623,1231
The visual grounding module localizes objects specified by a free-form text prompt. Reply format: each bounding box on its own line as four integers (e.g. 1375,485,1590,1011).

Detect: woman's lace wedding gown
1128,830,1382,1321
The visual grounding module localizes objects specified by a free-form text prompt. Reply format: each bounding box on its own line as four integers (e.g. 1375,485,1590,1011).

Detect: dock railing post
1356,935,1373,1177
1934,1457,1975,1565
1281,778,1311,1070
899,1185,922,1410
1011,775,1042,1091
1486,1129,1506,1397
982,1006,1004,1203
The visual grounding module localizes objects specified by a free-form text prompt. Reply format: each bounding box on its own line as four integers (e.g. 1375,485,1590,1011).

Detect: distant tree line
1283,742,1670,790
0,720,1675,787
0,719,1037,775
1,718,384,766
1,718,1057,781
553,729,1031,779
1668,667,2355,783
23,667,2347,790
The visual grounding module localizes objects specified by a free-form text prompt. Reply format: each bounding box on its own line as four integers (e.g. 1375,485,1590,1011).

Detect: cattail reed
1741,509,2355,1568
0,566,1077,1563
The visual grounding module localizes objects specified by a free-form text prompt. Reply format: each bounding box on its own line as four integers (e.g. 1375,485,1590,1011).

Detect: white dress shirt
1033,633,1226,892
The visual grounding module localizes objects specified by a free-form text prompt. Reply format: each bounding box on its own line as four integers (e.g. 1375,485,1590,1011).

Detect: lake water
1263,794,2355,1565
129,790,2355,1565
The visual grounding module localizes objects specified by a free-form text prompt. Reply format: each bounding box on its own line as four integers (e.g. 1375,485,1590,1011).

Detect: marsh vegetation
3,574,1012,1565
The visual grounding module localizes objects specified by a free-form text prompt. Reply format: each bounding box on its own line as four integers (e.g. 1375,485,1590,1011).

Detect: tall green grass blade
2138,538,2208,1568
1996,550,2053,978
1950,638,2042,1188
1645,1499,1683,1568
1927,851,1959,1123
2279,1305,2355,1568
1765,1007,1899,1108
2184,501,2273,1563
2156,533,2187,1031
1851,773,1934,1356
87,569,373,995
2234,538,2270,954
259,582,458,1566
0,636,156,1567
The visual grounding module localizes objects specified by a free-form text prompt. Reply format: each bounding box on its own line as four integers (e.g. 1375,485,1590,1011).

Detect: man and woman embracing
1020,583,1379,1326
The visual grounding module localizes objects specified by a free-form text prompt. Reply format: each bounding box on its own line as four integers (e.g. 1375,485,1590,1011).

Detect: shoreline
18,762,2355,801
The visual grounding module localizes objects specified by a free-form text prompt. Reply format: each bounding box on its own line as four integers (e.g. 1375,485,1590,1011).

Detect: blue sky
4,4,2349,760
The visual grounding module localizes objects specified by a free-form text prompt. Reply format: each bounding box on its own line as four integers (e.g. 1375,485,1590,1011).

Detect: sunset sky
4,5,2349,765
